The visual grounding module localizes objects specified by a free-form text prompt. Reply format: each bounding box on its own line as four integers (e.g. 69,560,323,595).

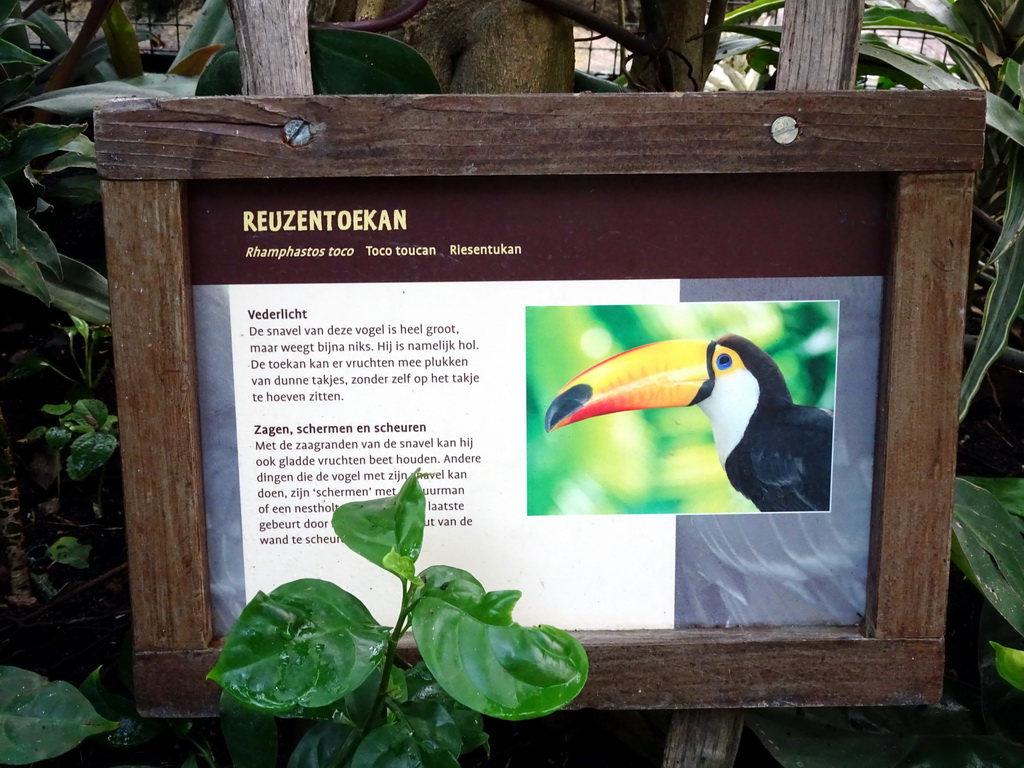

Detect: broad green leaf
1003,58,1022,98
0,73,31,111
333,471,425,575
0,37,45,66
398,700,463,761
0,237,51,305
42,402,72,416
79,667,164,749
71,398,109,428
16,208,61,279
47,536,91,569
952,479,1024,636
0,251,110,324
952,0,1003,53
101,0,143,78
863,7,983,65
209,579,389,714
404,664,487,756
66,432,118,479
912,0,970,35
722,0,784,24
44,424,72,450
412,566,588,720
310,28,441,95
984,91,1024,147
349,723,459,768
0,124,84,179
858,38,973,90
220,689,278,768
960,143,1024,419
194,45,241,96
0,665,116,764
12,76,198,119
747,705,1024,768
168,44,223,77
286,722,356,768
979,604,1024,743
991,642,1024,693
0,178,14,249
965,477,1024,517
171,0,233,70
573,70,626,93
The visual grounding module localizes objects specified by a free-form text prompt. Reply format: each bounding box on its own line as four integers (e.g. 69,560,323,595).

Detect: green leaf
404,664,487,756
984,92,1024,147
960,143,1024,419
0,251,111,324
171,0,234,70
12,77,198,120
220,689,278,768
965,477,1024,518
0,665,117,764
71,398,109,428
44,424,72,449
0,236,51,306
209,579,389,714
194,45,241,96
101,0,143,78
721,0,784,24
47,536,92,569
0,37,45,66
66,431,118,479
398,699,463,759
41,402,72,416
310,28,441,95
573,70,626,93
412,566,588,720
0,124,84,180
79,667,164,749
286,722,356,768
952,479,1024,636
333,471,425,575
747,704,1024,768
0,178,15,249
16,208,61,279
349,723,459,768
991,642,1024,693
978,604,1024,743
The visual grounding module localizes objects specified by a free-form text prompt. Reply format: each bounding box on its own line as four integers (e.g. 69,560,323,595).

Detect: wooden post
230,0,313,95
663,3,865,766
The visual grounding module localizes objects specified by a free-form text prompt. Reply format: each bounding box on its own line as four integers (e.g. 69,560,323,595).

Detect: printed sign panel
189,173,886,633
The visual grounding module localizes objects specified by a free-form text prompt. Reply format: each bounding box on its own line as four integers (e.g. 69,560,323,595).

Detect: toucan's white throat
696,369,760,466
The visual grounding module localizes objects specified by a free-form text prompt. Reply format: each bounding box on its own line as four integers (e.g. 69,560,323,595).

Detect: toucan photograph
526,300,839,516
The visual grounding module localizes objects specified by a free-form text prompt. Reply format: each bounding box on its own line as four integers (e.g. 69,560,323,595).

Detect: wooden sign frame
96,90,984,717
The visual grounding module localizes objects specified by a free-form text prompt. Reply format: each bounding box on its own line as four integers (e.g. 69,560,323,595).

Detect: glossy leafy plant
209,472,588,767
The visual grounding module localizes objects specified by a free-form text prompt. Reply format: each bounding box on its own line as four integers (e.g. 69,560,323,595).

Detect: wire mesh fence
34,0,950,79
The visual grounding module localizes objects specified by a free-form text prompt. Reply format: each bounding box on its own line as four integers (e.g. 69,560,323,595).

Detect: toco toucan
544,334,834,512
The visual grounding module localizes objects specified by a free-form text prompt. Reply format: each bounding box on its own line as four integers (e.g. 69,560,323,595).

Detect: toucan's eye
715,353,732,371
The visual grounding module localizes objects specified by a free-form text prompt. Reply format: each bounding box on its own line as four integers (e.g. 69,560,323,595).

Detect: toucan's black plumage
715,335,833,512
545,333,834,513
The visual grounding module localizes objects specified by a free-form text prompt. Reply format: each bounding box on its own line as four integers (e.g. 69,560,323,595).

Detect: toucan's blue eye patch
716,353,732,371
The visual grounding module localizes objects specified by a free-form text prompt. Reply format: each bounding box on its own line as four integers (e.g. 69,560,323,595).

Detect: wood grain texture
867,172,975,639
94,91,985,181
134,629,945,717
102,180,213,651
662,710,743,768
229,0,313,96
777,0,864,91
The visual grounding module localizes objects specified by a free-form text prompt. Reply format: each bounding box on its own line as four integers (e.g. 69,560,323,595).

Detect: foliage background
526,300,837,517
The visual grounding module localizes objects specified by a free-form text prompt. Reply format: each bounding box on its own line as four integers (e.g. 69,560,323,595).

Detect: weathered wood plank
95,91,985,180
867,172,975,639
662,710,743,768
230,0,313,96
777,0,864,91
134,629,944,717
102,180,213,651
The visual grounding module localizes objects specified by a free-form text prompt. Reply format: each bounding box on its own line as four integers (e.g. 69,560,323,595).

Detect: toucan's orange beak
544,340,715,432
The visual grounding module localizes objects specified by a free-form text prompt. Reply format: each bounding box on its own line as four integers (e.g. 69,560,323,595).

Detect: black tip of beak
544,383,593,432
